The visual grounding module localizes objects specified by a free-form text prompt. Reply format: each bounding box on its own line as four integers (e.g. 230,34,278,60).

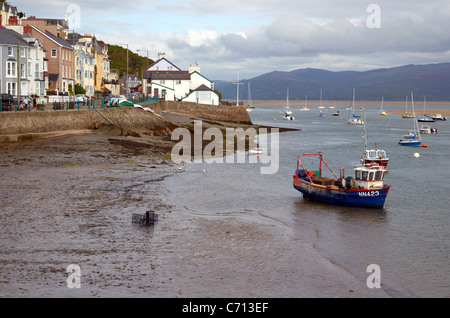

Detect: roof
44,30,72,49
144,70,191,81
0,28,31,46
194,84,213,91
190,71,213,84
147,57,181,71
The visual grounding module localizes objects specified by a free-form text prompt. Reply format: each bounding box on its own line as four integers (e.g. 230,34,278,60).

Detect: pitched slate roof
0,28,31,46
143,70,191,80
44,30,72,49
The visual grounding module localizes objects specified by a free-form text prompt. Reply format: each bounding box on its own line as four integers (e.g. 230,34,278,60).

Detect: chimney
24,25,32,35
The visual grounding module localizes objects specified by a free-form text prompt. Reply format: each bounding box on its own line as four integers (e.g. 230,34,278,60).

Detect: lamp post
117,43,129,96
137,49,149,96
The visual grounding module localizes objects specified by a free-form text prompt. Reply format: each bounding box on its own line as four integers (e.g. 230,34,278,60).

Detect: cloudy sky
16,0,450,80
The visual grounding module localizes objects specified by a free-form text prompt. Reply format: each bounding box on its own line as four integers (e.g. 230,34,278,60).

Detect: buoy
421,144,427,147
414,153,420,158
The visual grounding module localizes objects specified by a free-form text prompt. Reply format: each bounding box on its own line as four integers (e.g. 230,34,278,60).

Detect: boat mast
411,92,421,141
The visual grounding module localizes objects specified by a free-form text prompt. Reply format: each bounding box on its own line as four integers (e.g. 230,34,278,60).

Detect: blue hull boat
293,177,390,208
293,151,390,209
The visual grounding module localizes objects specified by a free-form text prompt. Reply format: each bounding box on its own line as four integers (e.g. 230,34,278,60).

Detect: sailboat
402,95,414,118
300,95,311,111
283,88,295,120
332,101,339,116
417,96,434,122
379,97,387,116
318,89,325,110
399,92,425,147
246,83,254,112
317,89,325,117
348,88,364,125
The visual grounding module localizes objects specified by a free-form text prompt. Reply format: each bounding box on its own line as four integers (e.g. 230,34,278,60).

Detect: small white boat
419,125,437,134
348,88,364,125
249,148,262,155
432,114,447,121
379,97,387,116
283,114,295,120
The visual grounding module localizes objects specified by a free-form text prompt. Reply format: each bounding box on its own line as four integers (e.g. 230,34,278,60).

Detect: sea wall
0,107,179,143
152,101,252,124
0,102,253,143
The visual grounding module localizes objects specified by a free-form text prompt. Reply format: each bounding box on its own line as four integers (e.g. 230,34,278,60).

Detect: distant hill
214,63,450,102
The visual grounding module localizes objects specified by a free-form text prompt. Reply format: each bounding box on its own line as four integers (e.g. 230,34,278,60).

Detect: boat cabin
354,164,387,189
362,149,389,168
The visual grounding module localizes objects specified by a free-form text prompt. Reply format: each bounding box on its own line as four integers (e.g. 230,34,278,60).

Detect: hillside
101,42,154,79
214,63,450,102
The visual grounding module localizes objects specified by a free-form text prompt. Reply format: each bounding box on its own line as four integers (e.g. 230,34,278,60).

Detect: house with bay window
0,27,45,100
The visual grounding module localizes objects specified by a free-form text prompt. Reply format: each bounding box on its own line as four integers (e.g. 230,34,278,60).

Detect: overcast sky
17,0,450,80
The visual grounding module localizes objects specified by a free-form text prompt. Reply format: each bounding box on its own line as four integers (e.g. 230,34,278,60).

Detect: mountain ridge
214,63,450,101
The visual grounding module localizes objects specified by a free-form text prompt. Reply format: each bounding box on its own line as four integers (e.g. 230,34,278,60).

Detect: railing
0,95,160,113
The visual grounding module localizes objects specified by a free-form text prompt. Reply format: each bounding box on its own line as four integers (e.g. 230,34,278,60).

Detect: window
8,47,13,56
51,49,57,58
20,63,25,78
7,82,16,95
160,80,165,84
20,47,26,57
7,62,17,77
175,80,181,85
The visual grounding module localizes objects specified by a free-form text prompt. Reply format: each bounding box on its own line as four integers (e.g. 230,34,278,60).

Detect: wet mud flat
0,132,183,297
0,120,386,298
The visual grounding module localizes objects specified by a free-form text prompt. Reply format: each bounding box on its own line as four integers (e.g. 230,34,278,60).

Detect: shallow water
164,104,450,297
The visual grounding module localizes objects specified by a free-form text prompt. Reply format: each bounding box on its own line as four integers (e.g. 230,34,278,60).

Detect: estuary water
164,103,450,297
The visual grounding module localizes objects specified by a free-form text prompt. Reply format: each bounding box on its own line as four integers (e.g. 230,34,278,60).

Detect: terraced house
0,27,46,100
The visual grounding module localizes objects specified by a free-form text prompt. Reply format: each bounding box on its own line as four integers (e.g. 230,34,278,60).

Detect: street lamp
117,43,129,95
137,49,149,96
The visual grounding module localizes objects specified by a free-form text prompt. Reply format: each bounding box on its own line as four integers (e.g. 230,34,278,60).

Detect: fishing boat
318,111,325,117
293,112,390,208
379,97,387,116
402,95,414,118
399,93,425,147
348,88,364,125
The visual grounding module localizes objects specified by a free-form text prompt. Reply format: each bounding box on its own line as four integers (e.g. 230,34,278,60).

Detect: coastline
0,107,309,298
251,99,450,107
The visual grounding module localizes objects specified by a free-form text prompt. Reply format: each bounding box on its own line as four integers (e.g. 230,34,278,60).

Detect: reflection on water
165,104,450,297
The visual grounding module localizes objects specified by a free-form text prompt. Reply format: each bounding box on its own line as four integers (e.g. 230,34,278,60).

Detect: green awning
119,101,134,106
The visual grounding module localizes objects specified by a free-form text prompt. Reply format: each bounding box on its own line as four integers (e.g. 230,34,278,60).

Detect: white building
142,57,219,105
1,26,46,99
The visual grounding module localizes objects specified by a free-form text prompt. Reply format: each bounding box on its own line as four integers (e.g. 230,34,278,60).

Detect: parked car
75,94,88,104
0,93,14,111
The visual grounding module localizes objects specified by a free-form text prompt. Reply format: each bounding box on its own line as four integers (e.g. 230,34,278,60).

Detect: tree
74,83,86,95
